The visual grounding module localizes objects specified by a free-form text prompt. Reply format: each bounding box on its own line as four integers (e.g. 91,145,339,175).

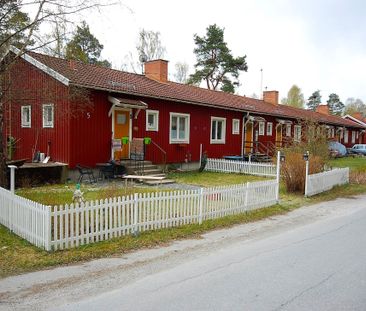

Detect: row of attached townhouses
3,47,365,169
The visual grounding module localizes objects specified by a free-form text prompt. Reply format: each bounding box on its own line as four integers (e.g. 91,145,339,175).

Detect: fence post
304,153,310,197
133,193,139,236
8,165,17,193
276,151,281,203
45,206,52,251
198,188,203,225
245,182,249,209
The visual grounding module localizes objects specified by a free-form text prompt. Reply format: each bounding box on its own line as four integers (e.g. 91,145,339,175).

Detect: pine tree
188,24,248,93
307,90,321,111
66,21,111,67
327,93,344,116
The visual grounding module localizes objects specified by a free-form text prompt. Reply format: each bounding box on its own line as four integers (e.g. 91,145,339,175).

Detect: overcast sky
78,0,366,103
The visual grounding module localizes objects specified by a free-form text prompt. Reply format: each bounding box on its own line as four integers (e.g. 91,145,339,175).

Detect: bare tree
126,29,166,73
173,62,189,84
0,0,118,187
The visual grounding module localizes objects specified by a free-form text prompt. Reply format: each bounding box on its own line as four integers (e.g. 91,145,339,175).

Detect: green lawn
167,171,266,187
16,183,169,206
329,156,366,172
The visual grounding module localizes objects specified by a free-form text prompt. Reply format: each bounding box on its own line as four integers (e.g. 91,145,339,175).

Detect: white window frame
42,104,54,128
232,119,240,135
351,131,356,144
169,112,190,144
294,125,302,142
344,129,349,143
258,121,265,136
146,109,159,131
286,124,291,137
21,105,31,128
266,122,273,136
211,117,226,144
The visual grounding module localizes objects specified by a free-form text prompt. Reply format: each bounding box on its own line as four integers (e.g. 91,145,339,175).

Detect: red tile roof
28,51,363,129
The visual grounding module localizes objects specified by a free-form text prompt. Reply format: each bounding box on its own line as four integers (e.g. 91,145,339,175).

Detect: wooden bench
122,175,165,187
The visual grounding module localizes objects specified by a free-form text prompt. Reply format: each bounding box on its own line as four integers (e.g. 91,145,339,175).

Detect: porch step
249,153,273,163
121,159,175,186
143,179,176,186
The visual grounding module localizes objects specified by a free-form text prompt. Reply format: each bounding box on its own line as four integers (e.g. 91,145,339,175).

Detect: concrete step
119,160,153,166
143,179,175,186
135,169,163,175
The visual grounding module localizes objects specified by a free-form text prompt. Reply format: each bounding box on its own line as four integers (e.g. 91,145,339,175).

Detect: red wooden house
3,47,364,170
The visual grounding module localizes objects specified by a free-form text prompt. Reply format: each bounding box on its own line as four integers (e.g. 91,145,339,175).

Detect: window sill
210,140,226,144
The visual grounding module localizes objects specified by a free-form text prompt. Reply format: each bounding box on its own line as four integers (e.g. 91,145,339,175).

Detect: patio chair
100,162,115,180
76,164,96,183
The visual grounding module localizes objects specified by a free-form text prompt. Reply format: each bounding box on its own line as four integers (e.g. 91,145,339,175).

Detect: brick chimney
263,90,279,105
144,59,168,83
316,104,330,115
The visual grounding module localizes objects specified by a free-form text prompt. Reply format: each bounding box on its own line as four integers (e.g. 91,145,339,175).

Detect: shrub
350,171,366,184
281,152,324,193
280,120,329,193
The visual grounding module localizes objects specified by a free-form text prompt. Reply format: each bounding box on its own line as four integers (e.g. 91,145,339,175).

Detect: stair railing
149,140,167,173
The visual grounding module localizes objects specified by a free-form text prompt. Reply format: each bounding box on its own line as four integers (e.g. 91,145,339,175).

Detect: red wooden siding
5,58,70,164
69,91,112,168
131,97,244,163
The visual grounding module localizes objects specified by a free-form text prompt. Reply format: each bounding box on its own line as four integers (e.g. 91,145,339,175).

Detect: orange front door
245,122,253,153
114,110,130,159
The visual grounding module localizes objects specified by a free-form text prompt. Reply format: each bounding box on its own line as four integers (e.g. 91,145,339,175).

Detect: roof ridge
28,50,147,79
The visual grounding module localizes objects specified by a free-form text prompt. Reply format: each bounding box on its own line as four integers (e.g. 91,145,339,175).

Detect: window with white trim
146,109,159,131
170,113,190,143
259,122,265,136
21,105,31,128
42,104,54,128
266,122,273,136
286,124,291,137
232,119,240,135
344,129,349,143
352,131,356,144
294,125,302,142
211,117,226,144
331,128,335,138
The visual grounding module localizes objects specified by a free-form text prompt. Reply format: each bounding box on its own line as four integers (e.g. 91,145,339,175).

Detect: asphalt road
1,195,366,310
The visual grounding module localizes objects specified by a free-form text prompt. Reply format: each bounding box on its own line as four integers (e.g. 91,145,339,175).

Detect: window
344,129,348,143
286,124,291,137
294,125,302,142
232,119,240,135
170,113,190,143
352,131,356,144
259,122,265,136
211,117,226,144
266,122,273,136
331,128,335,138
42,104,54,128
21,106,31,128
146,110,159,131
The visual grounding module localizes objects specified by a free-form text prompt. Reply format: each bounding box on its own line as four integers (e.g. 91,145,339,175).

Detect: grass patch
329,156,366,172
2,181,366,278
167,171,266,187
16,183,169,206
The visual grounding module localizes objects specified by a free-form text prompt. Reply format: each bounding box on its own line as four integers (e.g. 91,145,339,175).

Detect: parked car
328,141,347,157
348,144,366,155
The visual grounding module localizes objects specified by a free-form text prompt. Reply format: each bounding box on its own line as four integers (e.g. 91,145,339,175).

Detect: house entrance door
114,110,130,159
245,122,253,153
276,124,282,148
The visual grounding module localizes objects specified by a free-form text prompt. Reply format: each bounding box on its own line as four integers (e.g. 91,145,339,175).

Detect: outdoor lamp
303,152,309,161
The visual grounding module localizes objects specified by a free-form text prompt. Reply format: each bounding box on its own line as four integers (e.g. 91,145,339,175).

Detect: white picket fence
305,168,349,197
0,179,278,251
0,187,51,250
205,158,277,177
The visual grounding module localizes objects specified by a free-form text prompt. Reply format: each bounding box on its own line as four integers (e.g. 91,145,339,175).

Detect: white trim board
9,46,69,86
